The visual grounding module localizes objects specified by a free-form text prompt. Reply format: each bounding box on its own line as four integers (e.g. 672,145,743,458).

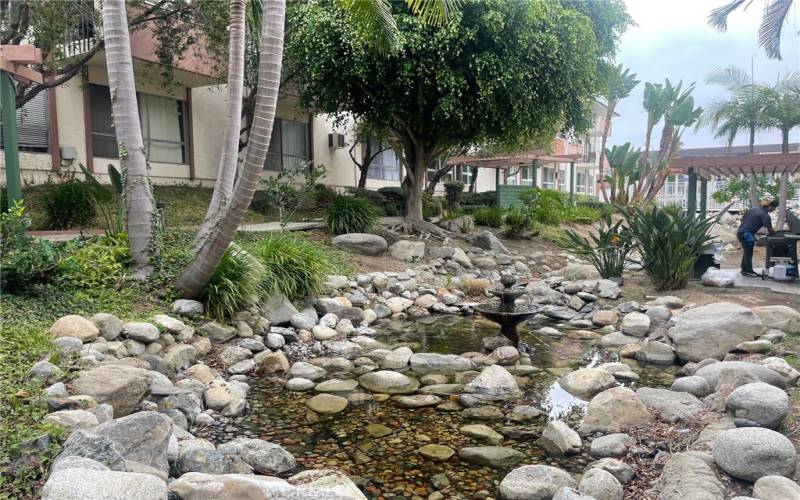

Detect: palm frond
759,0,793,59
337,0,399,53
405,0,462,26
706,65,752,89
708,0,752,31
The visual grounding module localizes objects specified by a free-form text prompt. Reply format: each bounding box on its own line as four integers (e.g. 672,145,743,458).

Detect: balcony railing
59,1,98,58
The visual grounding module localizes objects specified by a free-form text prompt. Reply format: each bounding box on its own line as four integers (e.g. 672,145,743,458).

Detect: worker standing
737,198,779,277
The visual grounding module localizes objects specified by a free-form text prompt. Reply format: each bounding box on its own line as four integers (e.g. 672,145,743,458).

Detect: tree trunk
598,104,614,202
748,128,758,208
425,164,453,194
200,0,246,227
102,0,153,271
356,140,372,189
358,165,370,189
469,167,478,192
403,144,428,222
777,128,790,230
175,0,285,297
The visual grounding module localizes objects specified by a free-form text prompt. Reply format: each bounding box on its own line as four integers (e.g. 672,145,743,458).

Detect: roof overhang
446,152,582,169
669,152,800,179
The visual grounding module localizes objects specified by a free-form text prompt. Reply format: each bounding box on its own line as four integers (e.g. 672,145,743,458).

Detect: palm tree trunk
175,0,285,297
598,104,614,202
748,128,758,208
196,0,247,243
102,0,153,270
777,128,790,230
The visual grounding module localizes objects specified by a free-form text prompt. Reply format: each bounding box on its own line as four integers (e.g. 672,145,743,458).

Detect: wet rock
204,380,247,410
463,365,521,400
393,394,441,408
314,379,359,393
306,394,348,414
175,448,252,475
42,469,167,500
488,346,520,366
499,464,577,499
590,433,633,458
636,341,676,365
458,446,524,468
71,365,151,417
712,427,797,481
381,347,413,370
260,350,290,375
559,368,616,400
600,332,641,349
418,444,455,461
358,370,420,394
409,353,473,373
579,468,622,500
462,405,505,421
670,302,764,362
168,470,366,499
508,405,542,422
579,386,650,434
592,309,619,327
753,475,800,500
460,424,503,445
725,382,789,429
536,421,581,455
217,438,295,474
50,315,99,343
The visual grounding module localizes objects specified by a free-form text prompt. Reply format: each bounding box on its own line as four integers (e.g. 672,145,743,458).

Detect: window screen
1,91,49,152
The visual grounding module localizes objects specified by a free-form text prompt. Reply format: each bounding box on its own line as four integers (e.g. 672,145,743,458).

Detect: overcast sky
610,0,800,150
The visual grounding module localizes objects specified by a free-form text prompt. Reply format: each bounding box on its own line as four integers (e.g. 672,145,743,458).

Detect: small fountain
473,273,538,346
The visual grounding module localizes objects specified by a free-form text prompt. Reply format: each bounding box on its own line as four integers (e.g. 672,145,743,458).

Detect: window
557,166,565,191
89,84,188,163
1,91,49,152
266,118,309,172
542,167,555,189
367,140,400,181
576,171,586,193
458,166,474,186
520,165,534,186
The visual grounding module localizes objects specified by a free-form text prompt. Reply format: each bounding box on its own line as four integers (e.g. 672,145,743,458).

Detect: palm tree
703,65,768,207
101,0,153,271
598,63,639,202
708,0,795,60
639,82,671,167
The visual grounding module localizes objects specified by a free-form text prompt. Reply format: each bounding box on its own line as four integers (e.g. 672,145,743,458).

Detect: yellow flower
610,235,621,246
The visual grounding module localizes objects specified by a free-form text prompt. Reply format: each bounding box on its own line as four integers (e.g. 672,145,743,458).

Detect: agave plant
620,204,727,291
564,216,633,279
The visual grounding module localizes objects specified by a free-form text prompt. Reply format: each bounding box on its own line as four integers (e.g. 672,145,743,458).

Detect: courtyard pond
201,316,678,499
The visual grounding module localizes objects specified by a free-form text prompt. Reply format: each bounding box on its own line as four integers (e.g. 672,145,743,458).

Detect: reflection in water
541,381,588,420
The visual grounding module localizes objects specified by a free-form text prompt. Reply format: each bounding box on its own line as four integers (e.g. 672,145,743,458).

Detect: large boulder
753,476,800,500
55,430,126,471
536,421,581,455
168,470,367,499
579,386,650,434
499,465,577,500
620,312,650,337
92,411,173,473
694,361,786,389
751,305,800,333
90,313,124,340
42,469,167,500
217,438,296,474
635,388,705,424
725,382,789,429
331,233,388,256
669,302,764,361
469,231,508,253
389,240,425,262
712,427,797,481
358,371,420,394
463,365,521,400
558,368,616,400
655,451,725,500
409,353,473,373
50,315,99,343
578,468,623,500
261,295,299,325
71,365,151,417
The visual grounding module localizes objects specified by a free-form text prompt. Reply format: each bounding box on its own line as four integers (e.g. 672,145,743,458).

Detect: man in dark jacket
737,198,778,276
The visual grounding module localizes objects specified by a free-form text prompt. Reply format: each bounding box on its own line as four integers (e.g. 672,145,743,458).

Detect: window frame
265,117,310,172
1,90,50,153
366,139,400,181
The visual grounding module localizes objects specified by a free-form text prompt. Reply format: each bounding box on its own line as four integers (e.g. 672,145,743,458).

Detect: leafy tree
286,0,629,232
708,0,795,60
712,175,798,207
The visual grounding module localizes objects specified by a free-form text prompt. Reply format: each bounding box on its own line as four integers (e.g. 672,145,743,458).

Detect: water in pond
207,316,676,499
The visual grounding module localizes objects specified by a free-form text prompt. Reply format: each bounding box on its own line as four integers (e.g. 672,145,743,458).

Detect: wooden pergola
446,151,582,204
670,152,800,217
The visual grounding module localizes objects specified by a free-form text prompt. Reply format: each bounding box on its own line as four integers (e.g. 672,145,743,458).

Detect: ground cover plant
325,195,379,235
199,243,266,319
469,206,503,228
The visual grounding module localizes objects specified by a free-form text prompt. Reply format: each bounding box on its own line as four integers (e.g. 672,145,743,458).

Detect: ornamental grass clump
470,206,503,227
325,195,379,235
621,204,725,290
564,217,633,279
199,243,266,319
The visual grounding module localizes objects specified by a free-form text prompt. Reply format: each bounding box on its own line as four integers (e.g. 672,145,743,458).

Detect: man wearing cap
737,198,778,277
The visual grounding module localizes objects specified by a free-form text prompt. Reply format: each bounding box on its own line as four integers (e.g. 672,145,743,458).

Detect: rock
499,465,577,500
41,469,167,500
753,475,800,500
409,353,473,373
316,298,343,315
331,233,388,255
261,295,299,325
671,376,712,397
120,322,160,343
168,470,366,499
600,332,641,349
593,309,619,327
92,411,172,473
323,340,361,358
725,382,789,429
219,345,252,367
260,350,290,374
306,394,349,414
597,279,622,299
315,379,359,393
590,433,633,458
656,451,725,500
310,325,336,341
588,458,634,485
761,357,800,384
290,313,317,331
197,322,235,343
462,405,505,421
54,337,84,353
579,468,622,500
645,305,672,322
394,394,441,408
44,410,100,434
217,438,295,474
381,347,413,370
670,302,765,362
458,446,524,468
359,370,420,394
488,346,520,366
751,305,800,333
71,365,151,417
30,360,62,384
691,416,737,452
536,421,581,455
418,444,455,461
172,299,203,318
159,393,203,423
553,487,594,500
636,341,676,365
559,368,616,400
91,313,124,340
463,365,521,399
579,386,650,434
55,430,126,471
163,344,197,373
735,339,774,353
469,231,508,253
389,240,425,262
694,361,786,389
204,380,247,409
175,448,253,475
635,388,704,423
289,362,327,381
50,315,99,343
460,424,504,445
285,378,315,391
621,312,650,337
712,427,797,481
385,296,413,313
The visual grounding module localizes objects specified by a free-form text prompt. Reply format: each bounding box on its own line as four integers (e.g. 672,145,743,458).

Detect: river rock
315,379,359,393
55,430,125,471
636,341,676,365
50,315,99,343
499,464,577,499
460,424,504,445
92,411,172,473
261,294,299,325
694,361,786,389
600,332,641,348
753,475,800,500
621,312,650,337
470,231,508,253
592,309,619,327
331,233,388,255
260,350,290,374
553,488,594,500
559,368,616,400
655,451,724,500
488,346,520,366
712,427,797,481
671,376,712,397
393,394,441,408
458,446,524,468
725,382,789,429
409,353,473,373
175,448,252,475
204,380,247,409
289,362,327,381
71,365,151,417
217,438,295,474
198,322,236,343
588,458,634,485
579,468,623,500
358,371,419,394
418,444,455,461
579,386,650,434
463,365,521,399
381,347,413,370
42,469,167,500
389,240,425,262
536,421,581,455
306,394,349,414
163,344,197,373
590,433,633,458
635,388,705,423
669,302,764,361
91,313,123,341
168,470,366,499
751,305,800,333
43,410,100,434
172,299,203,318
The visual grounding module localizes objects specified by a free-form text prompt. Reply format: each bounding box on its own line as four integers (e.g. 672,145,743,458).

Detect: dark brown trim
81,68,94,173
46,77,61,171
307,113,314,164
186,88,196,181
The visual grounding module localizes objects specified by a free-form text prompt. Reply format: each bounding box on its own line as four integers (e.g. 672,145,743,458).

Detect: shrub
502,206,532,238
457,278,491,295
565,205,602,225
461,191,495,207
1,201,60,292
345,187,385,209
377,186,405,214
621,204,724,290
564,217,633,278
325,195,379,234
44,180,96,230
58,234,130,288
80,163,124,236
470,206,503,227
443,181,465,206
199,243,266,319
249,232,345,300
422,192,443,219
517,188,565,226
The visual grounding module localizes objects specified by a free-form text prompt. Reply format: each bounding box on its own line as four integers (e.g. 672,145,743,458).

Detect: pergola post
1,70,22,204
687,167,697,215
569,161,575,206
531,159,538,188
699,176,708,217
495,168,501,207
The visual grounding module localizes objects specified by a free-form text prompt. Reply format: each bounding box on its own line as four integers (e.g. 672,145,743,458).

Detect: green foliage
514,188,565,226
0,202,60,293
443,181,465,205
422,192,443,220
58,234,130,289
564,217,633,278
258,164,327,228
502,207,533,238
80,164,124,237
199,243,266,319
43,180,96,230
249,233,347,300
377,187,405,214
621,204,725,290
469,206,503,227
460,191,496,207
325,195,379,234
605,143,643,205
345,187,386,209
712,175,799,207
565,205,602,225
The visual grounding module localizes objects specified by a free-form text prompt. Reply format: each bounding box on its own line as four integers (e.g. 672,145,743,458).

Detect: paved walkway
714,268,800,295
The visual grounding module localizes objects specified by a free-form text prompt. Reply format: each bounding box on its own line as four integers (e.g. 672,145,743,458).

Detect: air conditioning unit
328,133,346,149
